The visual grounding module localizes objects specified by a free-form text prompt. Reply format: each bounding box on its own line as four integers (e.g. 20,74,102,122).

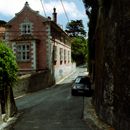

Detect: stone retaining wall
83,0,130,130
93,0,130,130
13,70,54,98
13,64,76,98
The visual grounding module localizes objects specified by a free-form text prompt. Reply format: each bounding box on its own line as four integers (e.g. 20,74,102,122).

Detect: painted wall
54,63,76,82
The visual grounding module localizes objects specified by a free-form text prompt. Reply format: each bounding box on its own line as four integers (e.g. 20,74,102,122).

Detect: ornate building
6,2,73,82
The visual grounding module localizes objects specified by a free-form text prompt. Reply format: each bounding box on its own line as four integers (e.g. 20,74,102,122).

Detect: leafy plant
82,0,98,74
0,41,18,90
66,20,86,37
0,41,18,121
71,36,88,65
65,20,88,65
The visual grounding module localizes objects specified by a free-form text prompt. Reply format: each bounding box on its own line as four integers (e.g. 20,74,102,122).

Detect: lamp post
82,93,85,119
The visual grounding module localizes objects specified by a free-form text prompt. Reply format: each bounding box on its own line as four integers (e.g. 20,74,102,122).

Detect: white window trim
16,43,30,62
20,21,32,35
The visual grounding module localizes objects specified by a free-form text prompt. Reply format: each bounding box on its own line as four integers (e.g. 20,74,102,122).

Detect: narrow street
5,67,92,130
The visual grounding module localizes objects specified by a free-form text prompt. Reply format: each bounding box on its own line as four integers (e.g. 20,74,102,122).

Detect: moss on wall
83,0,130,129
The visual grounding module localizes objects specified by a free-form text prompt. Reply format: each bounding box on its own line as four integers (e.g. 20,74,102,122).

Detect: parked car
71,76,92,96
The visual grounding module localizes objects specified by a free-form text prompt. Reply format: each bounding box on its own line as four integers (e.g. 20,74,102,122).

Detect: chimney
52,8,57,23
48,16,51,21
25,1,29,7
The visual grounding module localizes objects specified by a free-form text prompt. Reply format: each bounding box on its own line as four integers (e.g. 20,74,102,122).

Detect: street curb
0,113,20,130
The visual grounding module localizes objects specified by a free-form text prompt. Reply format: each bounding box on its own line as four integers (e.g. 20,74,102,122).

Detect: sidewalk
84,97,115,130
0,115,19,130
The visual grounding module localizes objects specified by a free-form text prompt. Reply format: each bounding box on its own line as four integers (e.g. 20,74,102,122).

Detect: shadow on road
71,89,94,97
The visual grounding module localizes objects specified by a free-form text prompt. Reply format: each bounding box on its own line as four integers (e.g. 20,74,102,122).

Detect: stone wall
93,0,130,130
13,70,54,98
13,64,76,98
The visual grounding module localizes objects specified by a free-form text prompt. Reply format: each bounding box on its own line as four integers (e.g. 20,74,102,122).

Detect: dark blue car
71,76,92,96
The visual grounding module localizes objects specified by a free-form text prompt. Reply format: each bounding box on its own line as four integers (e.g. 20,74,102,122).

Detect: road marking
14,94,26,100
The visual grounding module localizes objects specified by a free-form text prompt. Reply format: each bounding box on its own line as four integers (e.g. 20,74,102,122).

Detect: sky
0,0,88,32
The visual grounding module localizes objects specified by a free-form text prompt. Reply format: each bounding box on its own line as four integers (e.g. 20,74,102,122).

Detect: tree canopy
82,0,98,73
0,42,18,89
66,20,88,66
71,36,88,65
66,20,86,37
0,20,6,26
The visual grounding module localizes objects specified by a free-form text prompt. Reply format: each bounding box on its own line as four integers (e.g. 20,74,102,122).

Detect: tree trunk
0,89,5,122
4,86,17,121
0,89,5,114
0,104,2,123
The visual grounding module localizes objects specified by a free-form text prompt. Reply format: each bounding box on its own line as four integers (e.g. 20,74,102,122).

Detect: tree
66,20,86,37
82,0,98,76
0,20,6,26
65,20,88,65
71,36,88,65
0,41,18,121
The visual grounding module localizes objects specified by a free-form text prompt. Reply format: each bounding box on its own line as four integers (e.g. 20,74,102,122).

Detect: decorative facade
6,2,73,82
0,21,6,41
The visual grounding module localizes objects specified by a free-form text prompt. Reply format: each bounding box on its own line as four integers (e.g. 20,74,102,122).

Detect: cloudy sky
0,0,88,31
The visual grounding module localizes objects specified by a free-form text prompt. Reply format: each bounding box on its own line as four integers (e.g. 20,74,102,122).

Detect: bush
0,41,18,90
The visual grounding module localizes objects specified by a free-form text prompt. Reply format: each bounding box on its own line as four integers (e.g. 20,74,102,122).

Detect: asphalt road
6,66,92,130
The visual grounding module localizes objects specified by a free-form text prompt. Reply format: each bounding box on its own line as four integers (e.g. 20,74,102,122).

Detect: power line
40,0,46,17
60,0,69,23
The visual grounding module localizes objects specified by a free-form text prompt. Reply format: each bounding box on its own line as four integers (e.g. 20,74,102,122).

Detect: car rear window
75,76,90,84
75,77,81,83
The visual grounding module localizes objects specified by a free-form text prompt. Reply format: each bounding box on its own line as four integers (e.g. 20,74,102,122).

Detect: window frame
20,22,32,35
16,43,30,62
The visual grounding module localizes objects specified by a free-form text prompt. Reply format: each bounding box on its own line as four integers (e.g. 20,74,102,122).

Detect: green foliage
71,36,88,65
0,20,6,26
66,20,86,37
82,0,98,73
0,41,18,90
65,19,88,65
